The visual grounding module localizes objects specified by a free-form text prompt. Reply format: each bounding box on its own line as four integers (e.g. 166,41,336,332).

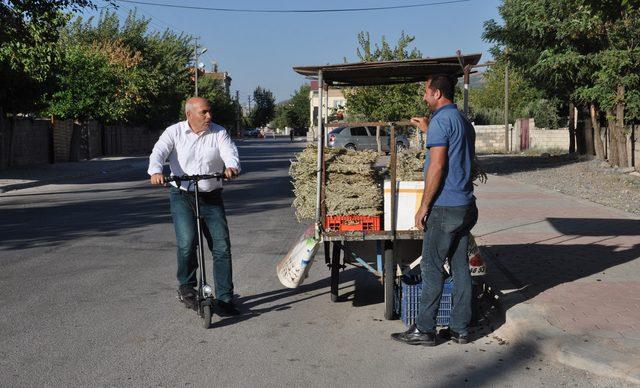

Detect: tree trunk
0,107,6,169
581,105,595,156
615,85,629,167
607,110,620,166
568,102,576,153
375,125,382,153
575,105,587,154
591,103,605,160
9,109,17,168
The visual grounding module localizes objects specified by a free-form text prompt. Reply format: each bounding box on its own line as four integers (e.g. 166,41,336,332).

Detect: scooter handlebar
163,173,224,183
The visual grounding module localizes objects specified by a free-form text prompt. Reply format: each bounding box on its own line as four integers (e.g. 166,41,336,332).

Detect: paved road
0,138,629,387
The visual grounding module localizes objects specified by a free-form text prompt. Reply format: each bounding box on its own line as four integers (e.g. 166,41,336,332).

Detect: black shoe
440,328,470,344
390,324,436,346
178,285,197,310
215,299,240,316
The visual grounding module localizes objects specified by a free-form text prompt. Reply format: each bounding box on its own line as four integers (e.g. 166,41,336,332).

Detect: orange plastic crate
325,215,381,232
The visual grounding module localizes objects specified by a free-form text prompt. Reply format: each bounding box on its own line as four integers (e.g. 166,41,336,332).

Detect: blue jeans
416,203,478,335
169,187,234,302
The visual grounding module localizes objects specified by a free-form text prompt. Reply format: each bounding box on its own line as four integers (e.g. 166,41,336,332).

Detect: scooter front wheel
202,304,212,329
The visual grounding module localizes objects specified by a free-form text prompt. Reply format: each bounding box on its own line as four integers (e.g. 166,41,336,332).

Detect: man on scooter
148,97,241,315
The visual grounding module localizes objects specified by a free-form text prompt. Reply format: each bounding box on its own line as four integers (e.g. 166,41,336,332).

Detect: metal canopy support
315,70,324,239
456,50,471,118
463,65,471,118
324,84,329,145
390,124,397,238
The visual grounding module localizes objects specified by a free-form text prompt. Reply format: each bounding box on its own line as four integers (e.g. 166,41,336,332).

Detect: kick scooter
164,173,224,329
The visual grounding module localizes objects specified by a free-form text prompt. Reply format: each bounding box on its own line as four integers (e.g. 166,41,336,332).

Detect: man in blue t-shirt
391,75,478,346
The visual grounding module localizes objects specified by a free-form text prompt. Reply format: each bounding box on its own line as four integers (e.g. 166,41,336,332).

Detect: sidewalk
0,157,148,193
474,174,640,384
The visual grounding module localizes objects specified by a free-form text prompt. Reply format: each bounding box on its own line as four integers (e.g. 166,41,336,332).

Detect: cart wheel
202,304,212,329
330,242,341,302
383,246,396,320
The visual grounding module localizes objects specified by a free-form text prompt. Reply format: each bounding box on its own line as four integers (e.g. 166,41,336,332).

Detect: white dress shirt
147,121,241,192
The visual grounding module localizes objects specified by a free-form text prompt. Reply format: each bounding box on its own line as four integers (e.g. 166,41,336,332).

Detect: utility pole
504,62,510,152
193,37,207,97
194,38,199,97
236,90,241,138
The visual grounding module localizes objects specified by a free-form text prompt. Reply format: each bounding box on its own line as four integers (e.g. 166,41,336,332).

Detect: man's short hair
185,97,210,114
427,74,457,101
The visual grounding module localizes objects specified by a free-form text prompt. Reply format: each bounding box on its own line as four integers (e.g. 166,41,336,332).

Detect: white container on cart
384,180,423,231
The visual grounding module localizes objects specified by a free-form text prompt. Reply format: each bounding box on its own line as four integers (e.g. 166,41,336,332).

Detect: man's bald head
185,97,212,133
185,97,210,114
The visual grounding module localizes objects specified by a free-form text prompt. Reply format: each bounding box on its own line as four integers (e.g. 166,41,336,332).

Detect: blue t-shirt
424,104,476,206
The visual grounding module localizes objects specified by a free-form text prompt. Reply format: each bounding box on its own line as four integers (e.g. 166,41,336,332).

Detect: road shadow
210,268,385,327
425,340,541,387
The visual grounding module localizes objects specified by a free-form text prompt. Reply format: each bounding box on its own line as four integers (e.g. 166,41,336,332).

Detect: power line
102,0,190,35
113,0,470,13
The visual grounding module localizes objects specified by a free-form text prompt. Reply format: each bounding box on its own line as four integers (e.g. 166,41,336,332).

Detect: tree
47,40,145,122
62,10,193,127
469,62,558,126
345,31,427,121
273,84,311,130
483,0,640,165
0,0,99,116
197,76,241,129
250,86,275,127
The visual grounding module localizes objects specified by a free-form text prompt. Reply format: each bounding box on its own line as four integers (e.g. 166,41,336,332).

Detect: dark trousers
416,203,478,335
169,186,234,302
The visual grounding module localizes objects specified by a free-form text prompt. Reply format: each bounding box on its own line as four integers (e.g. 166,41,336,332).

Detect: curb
0,164,136,194
495,302,640,385
482,247,640,384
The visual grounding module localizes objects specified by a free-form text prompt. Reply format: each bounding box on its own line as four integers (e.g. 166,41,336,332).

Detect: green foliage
0,0,99,115
468,63,561,127
483,0,640,123
521,98,562,129
47,40,145,122
250,86,275,127
58,10,193,126
345,31,428,121
197,76,240,129
273,84,311,129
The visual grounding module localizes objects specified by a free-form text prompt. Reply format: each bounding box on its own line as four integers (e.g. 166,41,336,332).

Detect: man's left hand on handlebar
150,173,165,185
224,167,239,180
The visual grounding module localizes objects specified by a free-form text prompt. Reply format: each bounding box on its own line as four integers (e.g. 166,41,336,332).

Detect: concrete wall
529,128,570,150
474,124,515,153
474,120,570,153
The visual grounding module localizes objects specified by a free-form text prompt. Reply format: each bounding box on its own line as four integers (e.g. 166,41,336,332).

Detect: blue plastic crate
400,278,453,327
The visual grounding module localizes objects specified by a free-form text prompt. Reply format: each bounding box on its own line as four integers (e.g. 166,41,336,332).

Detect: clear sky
84,0,503,103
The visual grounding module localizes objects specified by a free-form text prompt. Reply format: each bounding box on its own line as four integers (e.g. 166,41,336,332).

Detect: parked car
327,126,409,152
243,128,261,138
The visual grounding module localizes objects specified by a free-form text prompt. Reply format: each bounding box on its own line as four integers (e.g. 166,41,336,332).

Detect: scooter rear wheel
202,305,212,329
